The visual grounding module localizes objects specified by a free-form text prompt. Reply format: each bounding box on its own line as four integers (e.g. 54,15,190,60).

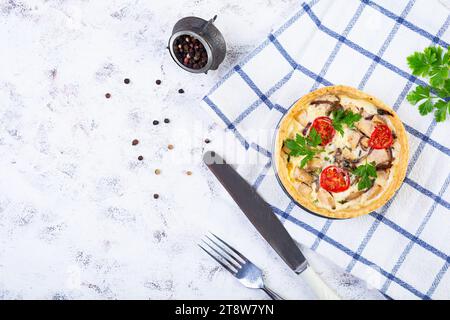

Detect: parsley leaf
418,98,434,115
406,85,430,104
434,100,450,122
407,46,439,77
284,128,324,168
352,162,377,191
406,46,450,123
307,127,322,147
331,109,362,135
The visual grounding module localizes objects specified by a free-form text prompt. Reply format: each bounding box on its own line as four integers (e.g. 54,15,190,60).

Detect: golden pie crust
274,85,409,219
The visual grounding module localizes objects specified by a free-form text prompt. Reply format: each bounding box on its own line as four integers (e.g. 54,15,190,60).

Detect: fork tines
198,232,247,275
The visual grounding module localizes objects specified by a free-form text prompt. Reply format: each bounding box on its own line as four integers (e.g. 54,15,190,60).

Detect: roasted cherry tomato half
368,124,393,149
320,165,351,193
311,116,335,146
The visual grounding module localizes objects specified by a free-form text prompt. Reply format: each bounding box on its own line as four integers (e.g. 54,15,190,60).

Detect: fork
199,232,284,300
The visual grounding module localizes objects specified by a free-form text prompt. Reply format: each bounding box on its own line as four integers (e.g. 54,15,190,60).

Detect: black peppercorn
124,78,130,84
173,34,208,70
138,155,144,161
153,120,159,125
132,139,139,146
156,79,161,85
153,193,159,199
164,118,170,124
178,89,184,94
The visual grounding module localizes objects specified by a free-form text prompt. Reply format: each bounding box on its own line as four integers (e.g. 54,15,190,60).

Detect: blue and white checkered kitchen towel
201,0,450,299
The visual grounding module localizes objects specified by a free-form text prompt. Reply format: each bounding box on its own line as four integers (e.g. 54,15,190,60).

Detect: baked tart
274,86,409,219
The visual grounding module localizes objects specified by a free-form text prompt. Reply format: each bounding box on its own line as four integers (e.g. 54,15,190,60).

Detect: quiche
274,86,409,219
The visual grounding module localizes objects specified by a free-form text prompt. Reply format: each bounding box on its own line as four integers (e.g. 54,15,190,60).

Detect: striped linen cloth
201,0,450,299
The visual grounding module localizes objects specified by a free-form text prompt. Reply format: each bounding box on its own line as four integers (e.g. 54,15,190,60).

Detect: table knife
203,151,340,300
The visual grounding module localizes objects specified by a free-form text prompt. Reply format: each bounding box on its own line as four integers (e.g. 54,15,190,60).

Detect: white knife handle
299,266,341,300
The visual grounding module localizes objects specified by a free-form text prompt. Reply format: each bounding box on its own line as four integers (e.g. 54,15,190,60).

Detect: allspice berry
168,144,174,150
138,155,144,161
154,169,161,175
186,171,192,176
132,139,139,146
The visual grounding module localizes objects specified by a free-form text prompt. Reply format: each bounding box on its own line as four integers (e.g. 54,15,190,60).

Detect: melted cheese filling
283,95,398,211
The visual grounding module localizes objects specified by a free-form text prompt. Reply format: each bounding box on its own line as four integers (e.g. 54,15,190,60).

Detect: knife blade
203,151,340,300
203,150,307,272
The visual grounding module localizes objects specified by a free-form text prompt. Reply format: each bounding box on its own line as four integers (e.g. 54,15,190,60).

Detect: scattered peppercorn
153,193,159,199
168,144,174,150
156,79,162,85
178,89,184,94
204,138,211,144
186,171,192,176
124,78,130,84
105,93,111,99
153,120,159,125
154,169,161,175
164,118,170,124
173,34,208,70
132,139,139,146
138,155,144,161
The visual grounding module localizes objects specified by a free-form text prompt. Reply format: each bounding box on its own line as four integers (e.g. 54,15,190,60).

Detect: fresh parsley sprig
331,109,362,135
284,128,324,168
352,162,377,191
406,46,450,122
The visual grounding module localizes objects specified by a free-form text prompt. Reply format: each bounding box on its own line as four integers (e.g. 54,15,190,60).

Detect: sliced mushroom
377,108,393,116
302,122,312,136
335,148,343,164
292,167,314,185
317,188,336,209
376,163,393,170
327,101,344,116
295,111,309,127
355,119,375,137
310,95,340,105
297,183,312,197
366,184,383,200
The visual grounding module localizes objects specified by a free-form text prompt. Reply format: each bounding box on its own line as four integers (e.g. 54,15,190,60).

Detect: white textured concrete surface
0,0,384,299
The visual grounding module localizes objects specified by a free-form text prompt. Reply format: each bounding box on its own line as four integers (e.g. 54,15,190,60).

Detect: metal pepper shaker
168,15,226,74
